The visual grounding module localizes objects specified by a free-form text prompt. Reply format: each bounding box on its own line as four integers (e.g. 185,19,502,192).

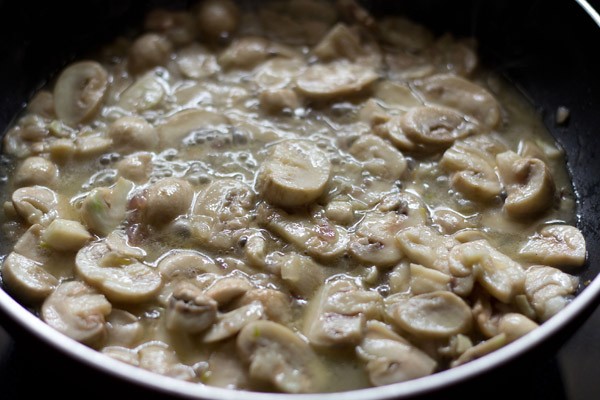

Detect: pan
0,0,599,399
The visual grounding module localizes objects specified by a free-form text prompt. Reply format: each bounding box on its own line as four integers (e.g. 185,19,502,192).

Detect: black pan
0,1,599,399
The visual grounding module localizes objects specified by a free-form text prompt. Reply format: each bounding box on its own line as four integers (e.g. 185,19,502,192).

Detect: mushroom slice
408,263,452,295
218,37,271,70
157,108,230,148
175,43,220,79
377,17,434,51
144,177,194,227
166,281,218,334
79,178,135,236
441,139,502,201
349,211,406,268
234,288,293,325
256,141,331,208
496,151,555,218
452,334,507,367
357,321,437,386
385,291,472,338
158,250,224,281
118,72,167,112
525,265,579,321
137,342,196,381
276,252,325,297
519,224,586,268
53,61,108,126
41,281,111,346
348,134,407,180
449,240,525,303
257,204,349,261
1,252,58,303
400,106,477,148
413,74,501,129
106,309,143,347
497,313,538,343
205,275,254,306
396,225,458,274
75,241,162,303
12,186,59,226
237,320,328,394
295,61,378,100
303,279,382,346
203,301,265,343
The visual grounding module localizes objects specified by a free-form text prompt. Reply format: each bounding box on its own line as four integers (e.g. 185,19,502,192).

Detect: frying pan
0,0,600,399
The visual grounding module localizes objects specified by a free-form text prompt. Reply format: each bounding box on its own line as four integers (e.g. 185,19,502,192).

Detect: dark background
1,0,600,399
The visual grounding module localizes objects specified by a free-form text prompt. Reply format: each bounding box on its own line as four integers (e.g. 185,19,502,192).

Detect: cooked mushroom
116,152,154,183
137,342,196,381
175,43,220,79
496,151,555,218
158,250,224,281
519,224,586,268
145,9,197,46
205,275,254,306
80,177,135,236
118,72,167,112
452,334,506,367
128,33,173,74
107,116,159,153
408,263,452,295
12,186,60,226
233,288,292,325
218,37,271,70
203,301,265,343
157,108,230,148
497,313,538,342
396,225,457,274
206,341,249,389
377,17,434,51
304,279,382,346
41,218,92,252
53,61,108,125
75,240,162,303
449,240,525,303
357,321,437,386
414,74,501,129
259,88,300,114
525,265,579,321
256,141,331,208
277,252,325,297
144,177,193,227
1,251,58,303
348,134,407,180
385,291,472,338
196,0,240,40
166,281,218,334
237,320,328,393
41,281,112,346
14,156,59,188
106,309,143,347
295,61,378,100
349,211,406,267
400,106,477,149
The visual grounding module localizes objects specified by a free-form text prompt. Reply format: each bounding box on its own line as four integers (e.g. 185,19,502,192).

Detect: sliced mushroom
106,309,143,347
118,72,167,112
357,321,437,386
12,186,60,226
452,334,507,367
303,278,382,346
259,88,300,114
431,34,478,77
41,218,92,252
237,320,328,393
196,0,240,40
218,37,271,70
108,116,159,154
396,225,458,274
348,134,407,180
400,106,477,149
41,281,112,346
53,61,108,126
377,17,434,51
312,23,381,67
203,301,265,343
206,341,249,389
14,156,59,188
157,108,230,149
449,240,525,303
385,291,472,338
158,250,224,281
166,281,218,334
233,288,292,325
257,204,349,261
205,275,254,306
295,61,378,100
1,251,58,303
408,263,452,295
128,33,173,74
497,313,538,342
116,152,154,183
256,141,331,208
525,265,579,321
176,43,220,79
144,177,193,227
80,177,135,236
137,342,196,381
431,207,474,235
496,151,555,218
349,211,406,268
519,224,586,268
277,252,325,297
414,74,501,129
75,241,162,303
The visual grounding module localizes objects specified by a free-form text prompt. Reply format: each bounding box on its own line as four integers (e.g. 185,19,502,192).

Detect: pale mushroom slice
357,321,437,386
407,263,452,295
497,313,538,343
14,156,59,188
237,320,328,394
396,225,458,274
157,108,230,148
295,61,379,100
348,134,407,180
175,43,220,79
12,185,60,226
157,250,224,281
217,37,271,70
203,301,265,343
312,23,382,68
303,279,382,346
385,291,472,339
496,151,555,218
144,177,194,227
53,61,108,126
257,204,349,261
441,139,502,201
1,252,58,303
400,106,477,149
256,141,331,208
166,281,218,334
41,281,112,346
349,211,406,268
449,240,525,303
117,72,167,112
413,74,501,129
452,334,507,367
519,224,586,268
206,341,250,389
79,177,135,236
106,309,143,347
75,241,162,303
525,265,579,321
204,275,254,306
276,252,325,297
233,288,293,325
136,342,196,381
